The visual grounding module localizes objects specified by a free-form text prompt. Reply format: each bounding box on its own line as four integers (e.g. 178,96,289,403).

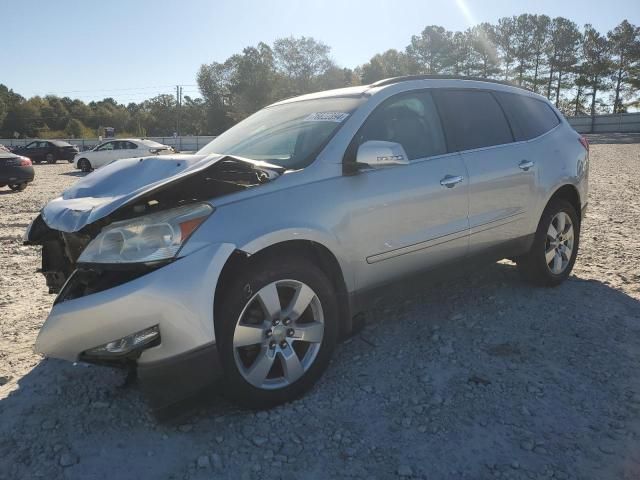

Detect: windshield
197,96,366,170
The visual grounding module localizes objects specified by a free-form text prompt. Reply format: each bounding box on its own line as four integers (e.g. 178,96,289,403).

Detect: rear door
433,89,536,252
119,141,140,159
344,90,470,290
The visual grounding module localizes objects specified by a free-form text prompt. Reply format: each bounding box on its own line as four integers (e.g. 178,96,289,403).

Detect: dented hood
42,153,279,233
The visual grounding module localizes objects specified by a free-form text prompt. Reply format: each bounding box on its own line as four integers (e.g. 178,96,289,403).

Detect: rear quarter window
494,92,560,141
433,90,513,152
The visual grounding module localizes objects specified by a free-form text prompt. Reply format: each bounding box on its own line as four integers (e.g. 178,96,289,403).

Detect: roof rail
370,74,528,91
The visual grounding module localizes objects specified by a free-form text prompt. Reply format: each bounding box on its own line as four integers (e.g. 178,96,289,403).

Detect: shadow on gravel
1,262,640,479
59,171,88,178
29,162,75,167
585,133,640,144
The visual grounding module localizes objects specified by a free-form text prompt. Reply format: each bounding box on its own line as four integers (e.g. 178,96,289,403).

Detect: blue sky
2,0,638,103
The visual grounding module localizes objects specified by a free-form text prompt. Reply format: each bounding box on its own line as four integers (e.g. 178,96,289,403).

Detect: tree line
1,15,638,139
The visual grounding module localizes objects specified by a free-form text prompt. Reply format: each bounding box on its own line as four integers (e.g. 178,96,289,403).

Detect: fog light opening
84,326,160,358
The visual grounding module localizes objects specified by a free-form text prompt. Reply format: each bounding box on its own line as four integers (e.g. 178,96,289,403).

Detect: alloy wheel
232,279,325,390
545,211,574,275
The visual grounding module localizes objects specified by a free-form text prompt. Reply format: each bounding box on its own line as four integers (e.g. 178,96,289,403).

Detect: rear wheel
216,255,338,409
9,183,27,191
516,199,580,287
78,158,92,172
45,153,56,164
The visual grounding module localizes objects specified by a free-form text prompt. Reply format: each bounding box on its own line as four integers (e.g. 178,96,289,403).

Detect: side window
433,90,513,151
39,141,50,148
127,142,138,149
354,91,447,161
26,142,38,149
495,92,560,141
96,142,114,151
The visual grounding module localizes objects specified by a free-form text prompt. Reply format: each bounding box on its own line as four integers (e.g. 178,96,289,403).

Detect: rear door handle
440,175,464,188
519,160,535,171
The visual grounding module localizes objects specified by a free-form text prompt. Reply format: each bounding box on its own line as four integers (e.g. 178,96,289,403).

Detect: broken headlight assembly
78,203,214,264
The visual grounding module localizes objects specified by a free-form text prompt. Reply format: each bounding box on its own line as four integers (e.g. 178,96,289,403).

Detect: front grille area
54,262,170,305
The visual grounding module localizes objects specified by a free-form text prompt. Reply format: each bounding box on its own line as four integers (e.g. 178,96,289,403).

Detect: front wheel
216,256,338,409
78,158,92,172
9,183,27,191
516,199,580,287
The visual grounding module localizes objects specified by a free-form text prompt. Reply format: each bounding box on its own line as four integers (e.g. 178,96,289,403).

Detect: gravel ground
1,135,640,480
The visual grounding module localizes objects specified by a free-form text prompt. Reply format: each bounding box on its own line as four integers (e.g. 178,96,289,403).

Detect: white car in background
74,139,174,172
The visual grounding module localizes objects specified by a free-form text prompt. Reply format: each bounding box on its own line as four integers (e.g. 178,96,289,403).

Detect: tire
45,153,56,164
216,255,339,409
516,198,580,287
78,158,92,172
9,183,27,191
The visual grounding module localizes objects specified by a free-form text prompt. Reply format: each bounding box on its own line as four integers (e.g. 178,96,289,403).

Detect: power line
27,84,199,95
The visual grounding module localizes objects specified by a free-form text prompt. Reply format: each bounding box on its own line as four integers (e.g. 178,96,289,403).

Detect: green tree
197,60,235,134
582,24,614,115
273,36,333,95
529,15,552,93
449,30,475,76
512,14,537,85
495,17,517,80
227,43,277,120
546,17,582,106
360,49,413,84
65,118,85,138
607,20,640,113
406,25,453,74
469,23,500,77
180,96,208,135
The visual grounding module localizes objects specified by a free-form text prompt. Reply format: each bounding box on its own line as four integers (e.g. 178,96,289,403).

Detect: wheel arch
544,184,582,224
214,239,354,340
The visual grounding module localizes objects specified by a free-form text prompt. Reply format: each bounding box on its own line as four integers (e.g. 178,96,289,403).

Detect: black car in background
12,140,79,164
0,152,34,191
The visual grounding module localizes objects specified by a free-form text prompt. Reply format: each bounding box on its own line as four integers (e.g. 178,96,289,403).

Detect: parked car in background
0,144,11,153
26,76,588,410
0,152,34,191
12,140,79,164
74,139,174,172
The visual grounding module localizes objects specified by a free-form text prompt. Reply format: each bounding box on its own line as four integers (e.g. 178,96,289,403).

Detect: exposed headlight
83,325,160,358
78,203,213,264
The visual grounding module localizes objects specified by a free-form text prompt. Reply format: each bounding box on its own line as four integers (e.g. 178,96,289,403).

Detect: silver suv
26,76,589,409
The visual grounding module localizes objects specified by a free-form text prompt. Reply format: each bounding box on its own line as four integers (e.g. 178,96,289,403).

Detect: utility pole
175,85,183,137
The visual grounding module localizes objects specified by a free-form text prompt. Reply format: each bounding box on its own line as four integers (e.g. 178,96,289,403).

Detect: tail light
578,136,589,152
20,156,32,166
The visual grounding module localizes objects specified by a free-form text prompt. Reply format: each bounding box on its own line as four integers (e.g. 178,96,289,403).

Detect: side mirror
356,140,409,168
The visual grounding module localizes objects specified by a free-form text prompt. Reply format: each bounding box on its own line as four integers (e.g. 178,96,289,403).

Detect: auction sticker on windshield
303,112,350,122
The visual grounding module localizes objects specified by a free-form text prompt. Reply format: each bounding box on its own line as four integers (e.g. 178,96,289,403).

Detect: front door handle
440,174,464,188
519,160,535,171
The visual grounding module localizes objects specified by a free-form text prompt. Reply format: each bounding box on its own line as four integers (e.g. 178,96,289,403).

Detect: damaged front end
25,153,281,297
25,153,280,408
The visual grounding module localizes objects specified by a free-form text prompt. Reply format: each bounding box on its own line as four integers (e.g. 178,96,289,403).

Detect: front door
91,141,117,168
343,90,470,291
24,141,46,163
